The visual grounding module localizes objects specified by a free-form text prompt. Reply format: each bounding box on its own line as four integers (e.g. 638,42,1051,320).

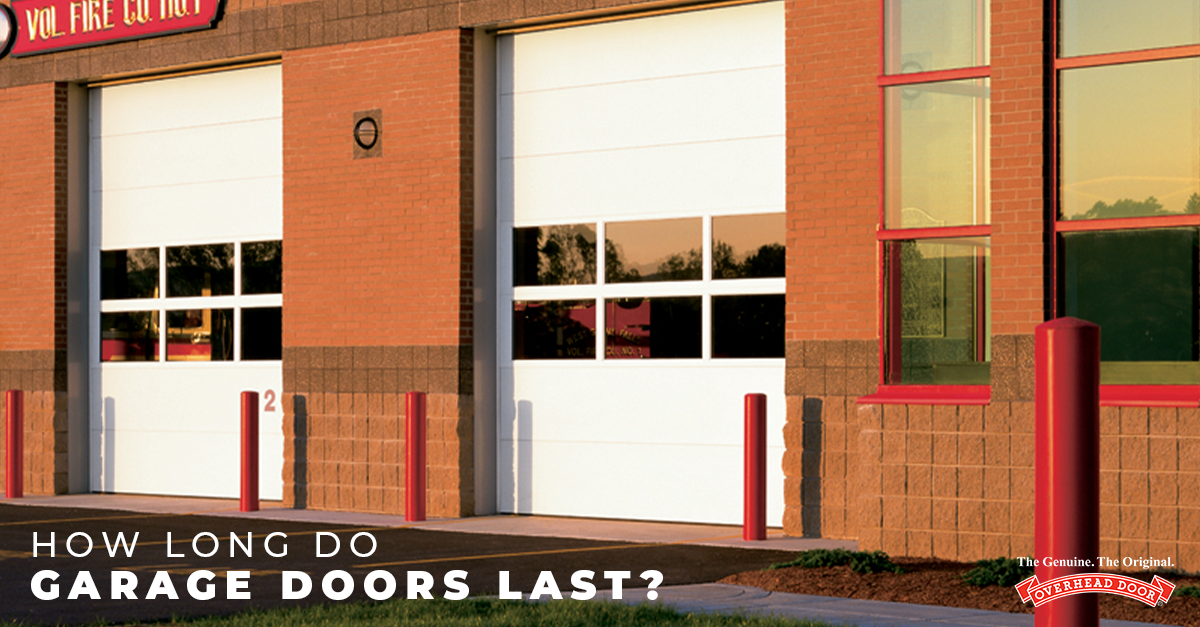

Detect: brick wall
782,0,879,539
0,83,69,495
0,0,692,90
781,0,1200,574
280,30,475,516
784,0,879,345
990,0,1047,337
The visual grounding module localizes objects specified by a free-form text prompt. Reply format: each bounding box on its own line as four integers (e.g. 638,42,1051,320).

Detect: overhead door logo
1015,573,1176,607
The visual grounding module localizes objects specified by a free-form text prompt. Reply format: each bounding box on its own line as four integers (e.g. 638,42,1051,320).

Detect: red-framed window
1054,0,1200,403
867,0,991,404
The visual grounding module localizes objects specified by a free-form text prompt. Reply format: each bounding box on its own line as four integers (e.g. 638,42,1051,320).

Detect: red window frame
862,0,991,405
1050,4,1200,408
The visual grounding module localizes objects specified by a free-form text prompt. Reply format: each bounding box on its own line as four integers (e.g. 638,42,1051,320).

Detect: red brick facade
0,0,1196,573
0,82,69,495
280,30,475,516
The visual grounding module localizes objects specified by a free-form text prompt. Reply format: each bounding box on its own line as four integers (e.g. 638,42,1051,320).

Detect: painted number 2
263,389,277,412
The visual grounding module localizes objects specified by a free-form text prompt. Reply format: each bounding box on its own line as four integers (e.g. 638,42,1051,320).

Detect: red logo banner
1015,574,1176,607
9,0,223,57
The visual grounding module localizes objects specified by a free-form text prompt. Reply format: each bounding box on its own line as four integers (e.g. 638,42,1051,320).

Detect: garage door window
100,240,282,363
511,214,783,360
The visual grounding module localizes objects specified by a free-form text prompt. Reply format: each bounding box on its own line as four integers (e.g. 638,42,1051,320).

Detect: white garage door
89,66,284,499
498,2,787,525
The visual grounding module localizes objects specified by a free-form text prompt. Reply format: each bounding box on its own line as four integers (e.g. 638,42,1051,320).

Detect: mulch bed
719,558,1199,626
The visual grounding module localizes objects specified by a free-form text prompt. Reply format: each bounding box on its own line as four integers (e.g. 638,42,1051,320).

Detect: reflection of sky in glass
886,79,989,228
885,0,986,74
712,214,784,261
1060,0,1200,57
606,218,701,278
1060,58,1200,220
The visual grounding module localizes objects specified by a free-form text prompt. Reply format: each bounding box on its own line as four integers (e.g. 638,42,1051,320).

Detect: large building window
1056,1,1200,386
879,0,991,390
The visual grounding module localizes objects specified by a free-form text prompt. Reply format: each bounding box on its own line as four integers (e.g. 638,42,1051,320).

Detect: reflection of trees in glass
168,244,234,297
101,248,159,299
896,240,988,384
605,240,702,282
539,226,595,285
900,242,943,338
655,249,702,281
514,226,595,286
1187,193,1200,214
1078,195,1200,220
1063,229,1198,363
242,241,283,294
605,239,640,282
713,241,785,279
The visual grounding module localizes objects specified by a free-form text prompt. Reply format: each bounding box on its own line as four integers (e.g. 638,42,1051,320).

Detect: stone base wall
281,345,474,517
0,350,68,495
783,339,876,539
785,335,1200,572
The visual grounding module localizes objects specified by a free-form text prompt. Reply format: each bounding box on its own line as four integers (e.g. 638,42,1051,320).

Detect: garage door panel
501,137,785,224
89,428,283,499
95,178,283,249
91,365,283,498
90,66,283,501
94,120,282,192
500,363,784,447
95,366,281,433
498,2,784,525
502,67,783,158
90,65,282,137
501,2,783,95
498,440,784,524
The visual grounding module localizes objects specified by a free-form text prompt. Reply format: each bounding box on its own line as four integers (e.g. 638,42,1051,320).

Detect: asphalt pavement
0,495,1178,627
0,496,813,625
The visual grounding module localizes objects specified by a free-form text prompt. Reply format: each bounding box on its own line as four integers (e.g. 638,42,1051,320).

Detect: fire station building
0,0,1197,571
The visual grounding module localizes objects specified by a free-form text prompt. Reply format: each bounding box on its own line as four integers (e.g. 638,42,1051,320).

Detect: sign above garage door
4,0,223,58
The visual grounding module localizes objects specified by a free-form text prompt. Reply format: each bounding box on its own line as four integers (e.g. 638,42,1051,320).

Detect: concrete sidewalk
3,494,1177,627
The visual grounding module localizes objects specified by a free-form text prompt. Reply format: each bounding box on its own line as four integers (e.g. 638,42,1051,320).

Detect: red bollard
1035,318,1100,627
5,390,23,499
406,391,427,522
744,393,767,541
240,391,259,512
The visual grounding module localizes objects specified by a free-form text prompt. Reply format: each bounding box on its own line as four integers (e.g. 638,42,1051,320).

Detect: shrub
768,549,903,574
961,557,1034,588
1176,585,1200,599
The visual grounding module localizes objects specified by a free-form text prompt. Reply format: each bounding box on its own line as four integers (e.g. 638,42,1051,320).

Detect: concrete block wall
281,346,474,516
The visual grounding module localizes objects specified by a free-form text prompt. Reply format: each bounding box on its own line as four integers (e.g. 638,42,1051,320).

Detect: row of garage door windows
512,214,785,360
99,241,282,363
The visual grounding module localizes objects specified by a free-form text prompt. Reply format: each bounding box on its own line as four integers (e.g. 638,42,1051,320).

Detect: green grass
767,549,904,575
99,598,846,627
